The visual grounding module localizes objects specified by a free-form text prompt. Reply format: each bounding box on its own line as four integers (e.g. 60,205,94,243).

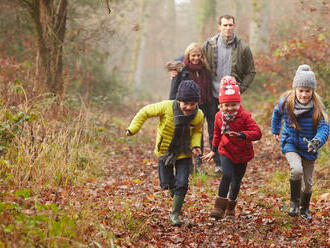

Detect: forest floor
83,107,329,247
1,105,329,247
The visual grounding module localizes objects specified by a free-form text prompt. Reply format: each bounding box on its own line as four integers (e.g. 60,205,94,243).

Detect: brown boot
210,197,228,219
226,200,237,217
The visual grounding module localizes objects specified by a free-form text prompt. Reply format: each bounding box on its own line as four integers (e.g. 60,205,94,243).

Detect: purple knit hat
176,80,201,102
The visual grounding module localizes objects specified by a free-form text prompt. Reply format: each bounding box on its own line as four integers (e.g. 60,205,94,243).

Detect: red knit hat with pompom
218,76,241,103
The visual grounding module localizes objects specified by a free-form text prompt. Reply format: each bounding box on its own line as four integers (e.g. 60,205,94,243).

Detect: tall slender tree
198,0,216,41
128,0,149,89
249,0,270,54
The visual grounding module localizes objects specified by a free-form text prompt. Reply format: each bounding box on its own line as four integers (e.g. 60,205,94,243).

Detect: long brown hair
281,89,329,129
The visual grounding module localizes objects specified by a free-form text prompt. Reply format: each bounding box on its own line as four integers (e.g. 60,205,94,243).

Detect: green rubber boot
169,188,175,198
170,195,184,226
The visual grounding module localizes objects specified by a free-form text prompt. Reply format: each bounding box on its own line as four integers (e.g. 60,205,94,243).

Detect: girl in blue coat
271,65,329,220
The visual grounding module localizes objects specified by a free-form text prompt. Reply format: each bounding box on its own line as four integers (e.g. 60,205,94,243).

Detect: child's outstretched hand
303,137,321,153
125,130,133,136
273,134,280,142
227,131,242,137
192,147,202,156
202,151,215,162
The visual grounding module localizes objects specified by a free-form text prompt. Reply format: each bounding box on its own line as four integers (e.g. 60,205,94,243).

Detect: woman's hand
170,70,178,79
202,151,215,162
125,130,133,136
273,134,280,142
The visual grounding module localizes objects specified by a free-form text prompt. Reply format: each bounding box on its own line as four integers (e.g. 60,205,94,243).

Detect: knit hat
176,80,201,102
292,64,316,89
218,76,241,103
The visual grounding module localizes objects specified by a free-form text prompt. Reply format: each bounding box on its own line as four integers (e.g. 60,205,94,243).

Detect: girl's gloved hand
303,137,321,153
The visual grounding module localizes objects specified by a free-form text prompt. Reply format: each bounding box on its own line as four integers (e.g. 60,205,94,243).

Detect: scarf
183,56,212,104
159,100,198,167
294,100,314,117
221,108,239,134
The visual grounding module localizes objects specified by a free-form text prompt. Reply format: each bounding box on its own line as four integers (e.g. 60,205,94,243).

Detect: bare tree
249,0,270,54
19,0,67,96
127,0,150,89
198,0,217,41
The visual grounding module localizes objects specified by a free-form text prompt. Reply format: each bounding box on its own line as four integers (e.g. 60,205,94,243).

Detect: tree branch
105,0,111,14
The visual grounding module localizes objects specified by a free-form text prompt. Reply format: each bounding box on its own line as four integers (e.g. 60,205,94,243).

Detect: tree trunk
134,0,150,88
198,0,216,41
249,0,270,54
28,0,67,96
128,0,149,89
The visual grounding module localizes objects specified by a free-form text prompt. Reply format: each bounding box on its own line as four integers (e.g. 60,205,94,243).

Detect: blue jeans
200,97,221,167
158,158,191,197
217,155,247,200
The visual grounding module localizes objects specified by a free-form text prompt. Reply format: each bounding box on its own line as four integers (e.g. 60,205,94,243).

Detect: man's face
178,101,198,115
218,18,235,41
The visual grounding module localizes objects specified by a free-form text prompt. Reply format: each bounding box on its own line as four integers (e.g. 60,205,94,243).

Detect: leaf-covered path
81,109,329,247
4,108,327,247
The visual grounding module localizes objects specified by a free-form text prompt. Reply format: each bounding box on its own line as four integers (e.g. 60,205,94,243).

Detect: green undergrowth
0,190,78,247
263,169,290,197
190,170,210,186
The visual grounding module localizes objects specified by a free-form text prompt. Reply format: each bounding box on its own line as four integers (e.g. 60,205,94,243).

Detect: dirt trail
99,118,329,247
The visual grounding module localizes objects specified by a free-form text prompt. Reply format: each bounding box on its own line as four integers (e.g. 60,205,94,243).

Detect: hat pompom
296,64,311,72
292,64,316,89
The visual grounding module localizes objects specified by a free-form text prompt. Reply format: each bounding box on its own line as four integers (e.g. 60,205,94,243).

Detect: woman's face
188,49,202,65
295,87,313,105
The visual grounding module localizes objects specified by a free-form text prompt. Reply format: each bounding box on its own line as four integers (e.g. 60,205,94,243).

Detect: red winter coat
212,106,262,164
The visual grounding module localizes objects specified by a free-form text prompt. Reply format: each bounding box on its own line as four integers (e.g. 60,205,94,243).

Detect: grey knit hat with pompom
292,64,316,89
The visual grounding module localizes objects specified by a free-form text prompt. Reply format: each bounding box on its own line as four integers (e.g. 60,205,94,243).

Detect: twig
105,0,111,14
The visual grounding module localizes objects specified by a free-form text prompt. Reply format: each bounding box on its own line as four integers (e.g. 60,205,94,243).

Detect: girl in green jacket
126,80,204,226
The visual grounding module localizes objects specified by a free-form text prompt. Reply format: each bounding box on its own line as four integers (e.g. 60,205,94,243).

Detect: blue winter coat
271,97,329,161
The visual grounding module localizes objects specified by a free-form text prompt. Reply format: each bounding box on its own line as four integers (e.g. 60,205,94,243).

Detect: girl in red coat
202,76,262,219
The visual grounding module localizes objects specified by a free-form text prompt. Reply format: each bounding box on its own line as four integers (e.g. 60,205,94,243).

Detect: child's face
220,102,240,114
178,101,198,115
295,87,313,105
188,49,202,65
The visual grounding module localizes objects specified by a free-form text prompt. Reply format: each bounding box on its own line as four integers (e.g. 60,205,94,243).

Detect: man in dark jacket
202,14,255,97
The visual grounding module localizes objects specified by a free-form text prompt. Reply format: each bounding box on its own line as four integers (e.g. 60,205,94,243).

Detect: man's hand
273,134,280,142
202,151,215,162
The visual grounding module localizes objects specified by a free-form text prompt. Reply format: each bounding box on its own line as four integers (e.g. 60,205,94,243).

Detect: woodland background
0,0,329,247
